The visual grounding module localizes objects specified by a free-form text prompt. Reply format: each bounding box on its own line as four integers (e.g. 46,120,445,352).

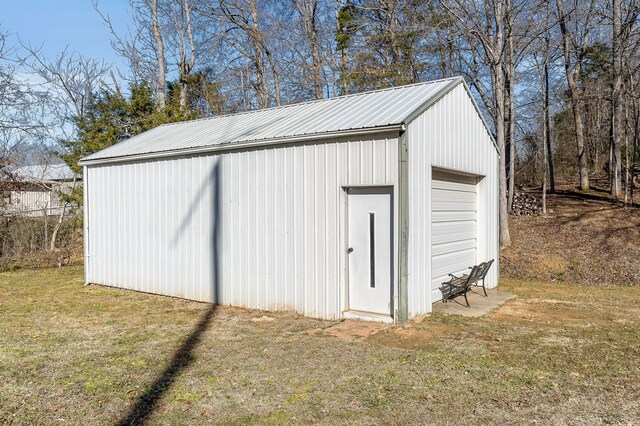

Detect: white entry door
347,188,393,316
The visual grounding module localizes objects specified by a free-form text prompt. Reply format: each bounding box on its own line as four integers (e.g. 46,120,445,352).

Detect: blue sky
2,0,131,70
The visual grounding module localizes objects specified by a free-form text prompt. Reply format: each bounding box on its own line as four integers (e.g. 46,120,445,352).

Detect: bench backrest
466,263,485,284
477,259,494,280
466,259,494,285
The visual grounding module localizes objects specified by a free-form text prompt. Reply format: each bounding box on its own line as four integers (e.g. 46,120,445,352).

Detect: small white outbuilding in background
80,76,499,323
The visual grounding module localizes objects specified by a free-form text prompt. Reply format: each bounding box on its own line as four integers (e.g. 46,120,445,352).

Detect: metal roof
10,163,75,182
81,77,463,164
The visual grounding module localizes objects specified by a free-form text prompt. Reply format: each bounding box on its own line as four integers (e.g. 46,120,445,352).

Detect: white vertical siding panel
315,144,326,318
303,144,313,315
360,139,370,184
286,147,296,310
226,153,235,305
407,84,499,318
112,164,119,287
102,165,110,287
245,151,255,307
274,148,284,309
86,132,399,319
257,149,266,309
264,148,273,309
326,142,338,318
348,140,360,185
373,137,386,183
238,151,247,306
293,144,305,313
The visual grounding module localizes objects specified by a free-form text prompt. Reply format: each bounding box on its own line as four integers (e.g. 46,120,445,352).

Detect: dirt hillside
501,189,640,285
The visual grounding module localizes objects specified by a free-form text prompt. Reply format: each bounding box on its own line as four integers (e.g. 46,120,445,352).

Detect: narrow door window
369,212,375,288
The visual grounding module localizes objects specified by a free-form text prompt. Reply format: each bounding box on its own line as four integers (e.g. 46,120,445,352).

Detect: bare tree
168,0,198,109
95,0,167,109
0,33,51,170
21,47,109,250
555,0,597,191
293,0,324,99
610,0,640,199
441,0,512,246
204,0,283,108
532,2,556,212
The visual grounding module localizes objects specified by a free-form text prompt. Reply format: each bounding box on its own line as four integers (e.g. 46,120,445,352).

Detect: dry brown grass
501,189,640,284
1,266,640,425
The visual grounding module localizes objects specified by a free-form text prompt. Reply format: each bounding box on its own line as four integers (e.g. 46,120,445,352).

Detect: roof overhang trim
79,124,404,166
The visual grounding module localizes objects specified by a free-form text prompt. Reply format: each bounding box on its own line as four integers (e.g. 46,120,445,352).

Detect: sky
2,0,132,71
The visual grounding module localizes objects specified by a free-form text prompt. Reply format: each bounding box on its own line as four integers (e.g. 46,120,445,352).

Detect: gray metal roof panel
82,77,462,162
11,163,75,181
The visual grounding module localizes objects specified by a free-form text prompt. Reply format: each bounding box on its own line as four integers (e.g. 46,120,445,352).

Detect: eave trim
79,124,405,166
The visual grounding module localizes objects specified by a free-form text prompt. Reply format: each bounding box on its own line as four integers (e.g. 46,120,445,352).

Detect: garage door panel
432,171,477,186
432,201,476,212
432,179,477,192
432,248,477,277
432,239,477,256
432,188,476,204
432,211,476,223
432,221,476,245
431,171,478,302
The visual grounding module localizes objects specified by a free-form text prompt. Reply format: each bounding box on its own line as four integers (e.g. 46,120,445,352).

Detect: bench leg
463,289,470,308
482,278,487,297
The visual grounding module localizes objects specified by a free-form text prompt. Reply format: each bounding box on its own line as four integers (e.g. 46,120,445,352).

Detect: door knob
347,247,354,253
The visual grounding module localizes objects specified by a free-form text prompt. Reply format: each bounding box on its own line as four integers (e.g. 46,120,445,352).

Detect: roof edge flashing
401,76,462,125
79,124,404,166
146,76,462,130
401,76,499,154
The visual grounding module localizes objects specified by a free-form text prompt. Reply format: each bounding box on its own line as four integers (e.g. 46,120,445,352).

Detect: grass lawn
1,266,639,425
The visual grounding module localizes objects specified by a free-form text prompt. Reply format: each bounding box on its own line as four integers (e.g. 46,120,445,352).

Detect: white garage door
431,170,478,301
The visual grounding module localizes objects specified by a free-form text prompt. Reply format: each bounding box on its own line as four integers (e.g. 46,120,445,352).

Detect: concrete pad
432,288,516,317
309,320,390,341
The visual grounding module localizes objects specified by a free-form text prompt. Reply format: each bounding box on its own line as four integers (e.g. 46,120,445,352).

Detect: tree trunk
309,14,323,99
541,33,549,214
178,0,196,111
544,48,555,193
295,0,323,99
43,209,48,251
542,104,548,215
150,0,166,110
557,0,590,190
340,47,348,95
497,0,511,246
572,90,590,190
49,174,78,251
632,106,638,205
246,0,268,108
493,0,510,247
496,69,511,247
611,0,623,198
505,34,516,213
624,99,629,206
264,46,281,106
49,202,67,251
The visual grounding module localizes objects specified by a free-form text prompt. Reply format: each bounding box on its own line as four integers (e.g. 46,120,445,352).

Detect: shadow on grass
555,188,640,208
118,160,223,425
116,305,217,426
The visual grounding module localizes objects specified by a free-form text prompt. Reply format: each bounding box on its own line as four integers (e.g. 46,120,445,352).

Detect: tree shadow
117,159,222,425
555,188,640,208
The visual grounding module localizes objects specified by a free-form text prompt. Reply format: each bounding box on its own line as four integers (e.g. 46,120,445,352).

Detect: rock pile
510,192,542,216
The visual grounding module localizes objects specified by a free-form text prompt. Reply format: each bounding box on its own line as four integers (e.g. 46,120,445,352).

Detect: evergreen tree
60,84,194,206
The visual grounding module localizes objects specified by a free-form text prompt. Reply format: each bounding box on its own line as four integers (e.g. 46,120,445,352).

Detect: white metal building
80,76,499,322
1,163,78,217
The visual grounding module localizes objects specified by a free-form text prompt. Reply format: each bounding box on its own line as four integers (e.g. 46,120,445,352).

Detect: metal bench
441,259,494,307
